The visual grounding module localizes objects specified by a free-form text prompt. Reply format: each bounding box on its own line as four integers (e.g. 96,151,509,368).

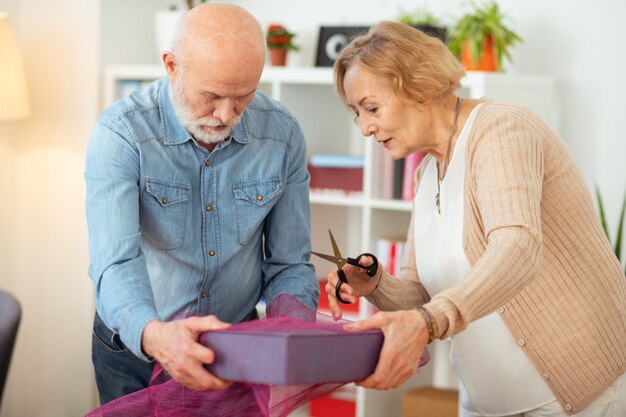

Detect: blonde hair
334,21,465,104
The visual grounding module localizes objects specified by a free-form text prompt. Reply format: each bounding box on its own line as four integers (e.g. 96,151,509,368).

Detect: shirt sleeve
85,114,159,361
260,114,319,310
424,107,544,339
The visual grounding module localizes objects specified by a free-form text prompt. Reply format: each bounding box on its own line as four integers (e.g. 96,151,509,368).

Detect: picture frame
315,26,369,67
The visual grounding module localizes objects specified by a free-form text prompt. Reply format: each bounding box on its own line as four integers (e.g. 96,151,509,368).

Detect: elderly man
85,4,318,404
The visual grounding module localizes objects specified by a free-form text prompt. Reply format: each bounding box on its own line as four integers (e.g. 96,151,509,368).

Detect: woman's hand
325,255,380,320
346,309,429,390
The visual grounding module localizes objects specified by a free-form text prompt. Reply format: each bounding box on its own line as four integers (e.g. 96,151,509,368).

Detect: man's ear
162,52,178,79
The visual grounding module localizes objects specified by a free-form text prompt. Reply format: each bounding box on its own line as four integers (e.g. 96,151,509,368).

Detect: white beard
169,82,242,145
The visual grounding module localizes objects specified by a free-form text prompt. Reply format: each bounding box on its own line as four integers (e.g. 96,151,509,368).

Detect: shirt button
257,195,263,201
204,160,211,167
201,292,207,299
161,197,167,204
542,373,549,381
463,243,467,250
209,250,215,256
498,307,505,313
518,339,526,347
564,404,572,411
206,205,213,212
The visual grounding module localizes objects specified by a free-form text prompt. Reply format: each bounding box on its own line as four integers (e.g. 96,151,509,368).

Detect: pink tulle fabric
85,295,429,417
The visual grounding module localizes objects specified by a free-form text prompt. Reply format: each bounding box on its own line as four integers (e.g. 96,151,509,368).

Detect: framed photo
315,26,370,67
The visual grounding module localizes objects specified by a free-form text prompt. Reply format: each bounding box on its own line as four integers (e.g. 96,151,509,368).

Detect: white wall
0,0,100,416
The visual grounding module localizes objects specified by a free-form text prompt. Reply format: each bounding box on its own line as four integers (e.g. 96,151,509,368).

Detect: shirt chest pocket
141,179,190,250
233,178,282,246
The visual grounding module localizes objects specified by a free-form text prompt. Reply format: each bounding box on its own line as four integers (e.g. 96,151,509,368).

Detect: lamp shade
0,12,30,122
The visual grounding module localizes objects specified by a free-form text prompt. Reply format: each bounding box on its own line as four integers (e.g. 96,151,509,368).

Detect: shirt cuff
126,311,160,362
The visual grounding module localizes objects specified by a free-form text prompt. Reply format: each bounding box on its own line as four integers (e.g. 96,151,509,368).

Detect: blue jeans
91,312,153,405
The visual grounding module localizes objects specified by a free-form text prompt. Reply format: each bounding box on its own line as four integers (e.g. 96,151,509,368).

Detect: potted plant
266,24,299,66
447,1,522,72
596,187,626,275
155,0,210,57
397,8,447,42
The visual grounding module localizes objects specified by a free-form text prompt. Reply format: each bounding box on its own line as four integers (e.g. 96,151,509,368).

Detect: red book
387,241,397,276
317,280,359,313
402,152,426,201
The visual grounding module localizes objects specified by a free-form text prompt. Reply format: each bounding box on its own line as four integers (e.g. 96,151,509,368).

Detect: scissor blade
328,229,343,259
311,251,343,266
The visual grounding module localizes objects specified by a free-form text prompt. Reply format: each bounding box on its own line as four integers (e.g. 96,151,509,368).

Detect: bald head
170,3,265,70
163,4,266,147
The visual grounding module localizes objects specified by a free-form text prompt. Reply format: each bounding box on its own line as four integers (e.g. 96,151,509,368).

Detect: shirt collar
158,77,251,147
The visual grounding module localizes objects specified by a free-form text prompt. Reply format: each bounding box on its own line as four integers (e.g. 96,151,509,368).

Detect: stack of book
374,236,406,275
377,151,426,201
308,154,364,195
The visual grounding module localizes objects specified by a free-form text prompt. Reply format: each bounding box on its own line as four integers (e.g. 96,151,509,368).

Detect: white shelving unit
102,64,558,417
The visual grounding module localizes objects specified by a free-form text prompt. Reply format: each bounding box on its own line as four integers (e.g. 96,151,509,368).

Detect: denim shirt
85,77,318,360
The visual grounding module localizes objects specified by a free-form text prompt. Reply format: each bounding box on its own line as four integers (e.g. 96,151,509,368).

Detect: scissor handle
353,253,379,277
335,269,350,304
335,253,379,305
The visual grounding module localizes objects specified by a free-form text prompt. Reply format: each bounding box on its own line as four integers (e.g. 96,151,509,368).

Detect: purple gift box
199,326,384,385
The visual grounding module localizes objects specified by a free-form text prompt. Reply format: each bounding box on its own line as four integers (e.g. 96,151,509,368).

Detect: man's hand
142,315,232,390
346,309,429,390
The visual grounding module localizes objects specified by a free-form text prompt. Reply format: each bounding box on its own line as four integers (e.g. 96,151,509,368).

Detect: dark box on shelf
200,326,383,385
308,165,363,193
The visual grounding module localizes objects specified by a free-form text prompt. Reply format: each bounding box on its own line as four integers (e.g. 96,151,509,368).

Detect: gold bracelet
416,307,437,344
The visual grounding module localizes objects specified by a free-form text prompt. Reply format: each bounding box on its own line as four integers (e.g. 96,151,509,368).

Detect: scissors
311,229,379,304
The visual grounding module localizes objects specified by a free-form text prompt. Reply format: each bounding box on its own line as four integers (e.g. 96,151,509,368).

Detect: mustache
196,118,227,128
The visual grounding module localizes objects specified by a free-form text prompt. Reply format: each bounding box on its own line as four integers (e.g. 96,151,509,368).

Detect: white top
413,103,554,416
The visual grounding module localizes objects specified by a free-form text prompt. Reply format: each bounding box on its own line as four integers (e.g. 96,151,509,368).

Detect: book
402,152,426,201
378,150,395,200
392,158,405,200
309,154,365,168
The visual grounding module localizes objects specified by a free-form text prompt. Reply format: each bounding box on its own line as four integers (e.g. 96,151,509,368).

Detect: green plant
447,1,522,70
596,186,626,275
168,0,208,11
397,8,441,27
185,0,208,9
266,24,299,51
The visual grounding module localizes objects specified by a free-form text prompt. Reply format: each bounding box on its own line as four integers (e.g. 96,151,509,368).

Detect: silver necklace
435,97,462,214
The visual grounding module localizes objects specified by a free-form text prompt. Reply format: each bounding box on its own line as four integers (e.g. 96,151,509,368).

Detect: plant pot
269,48,288,66
461,35,498,71
155,10,184,59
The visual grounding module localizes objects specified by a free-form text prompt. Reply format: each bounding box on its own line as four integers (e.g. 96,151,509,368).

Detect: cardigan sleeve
424,105,545,339
365,156,431,310
365,212,431,310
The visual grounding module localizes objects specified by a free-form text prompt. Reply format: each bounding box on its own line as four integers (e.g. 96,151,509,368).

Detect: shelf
310,191,365,207
261,66,334,84
369,198,412,212
309,192,412,212
102,64,559,417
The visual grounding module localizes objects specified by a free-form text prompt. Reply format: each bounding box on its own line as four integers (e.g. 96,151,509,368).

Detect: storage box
310,395,356,417
200,326,383,385
403,387,459,417
308,165,363,193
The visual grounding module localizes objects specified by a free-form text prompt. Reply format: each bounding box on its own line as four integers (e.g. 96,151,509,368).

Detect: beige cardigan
366,100,626,415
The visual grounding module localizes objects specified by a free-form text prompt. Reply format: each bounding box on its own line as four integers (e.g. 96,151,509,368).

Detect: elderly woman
324,21,626,417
